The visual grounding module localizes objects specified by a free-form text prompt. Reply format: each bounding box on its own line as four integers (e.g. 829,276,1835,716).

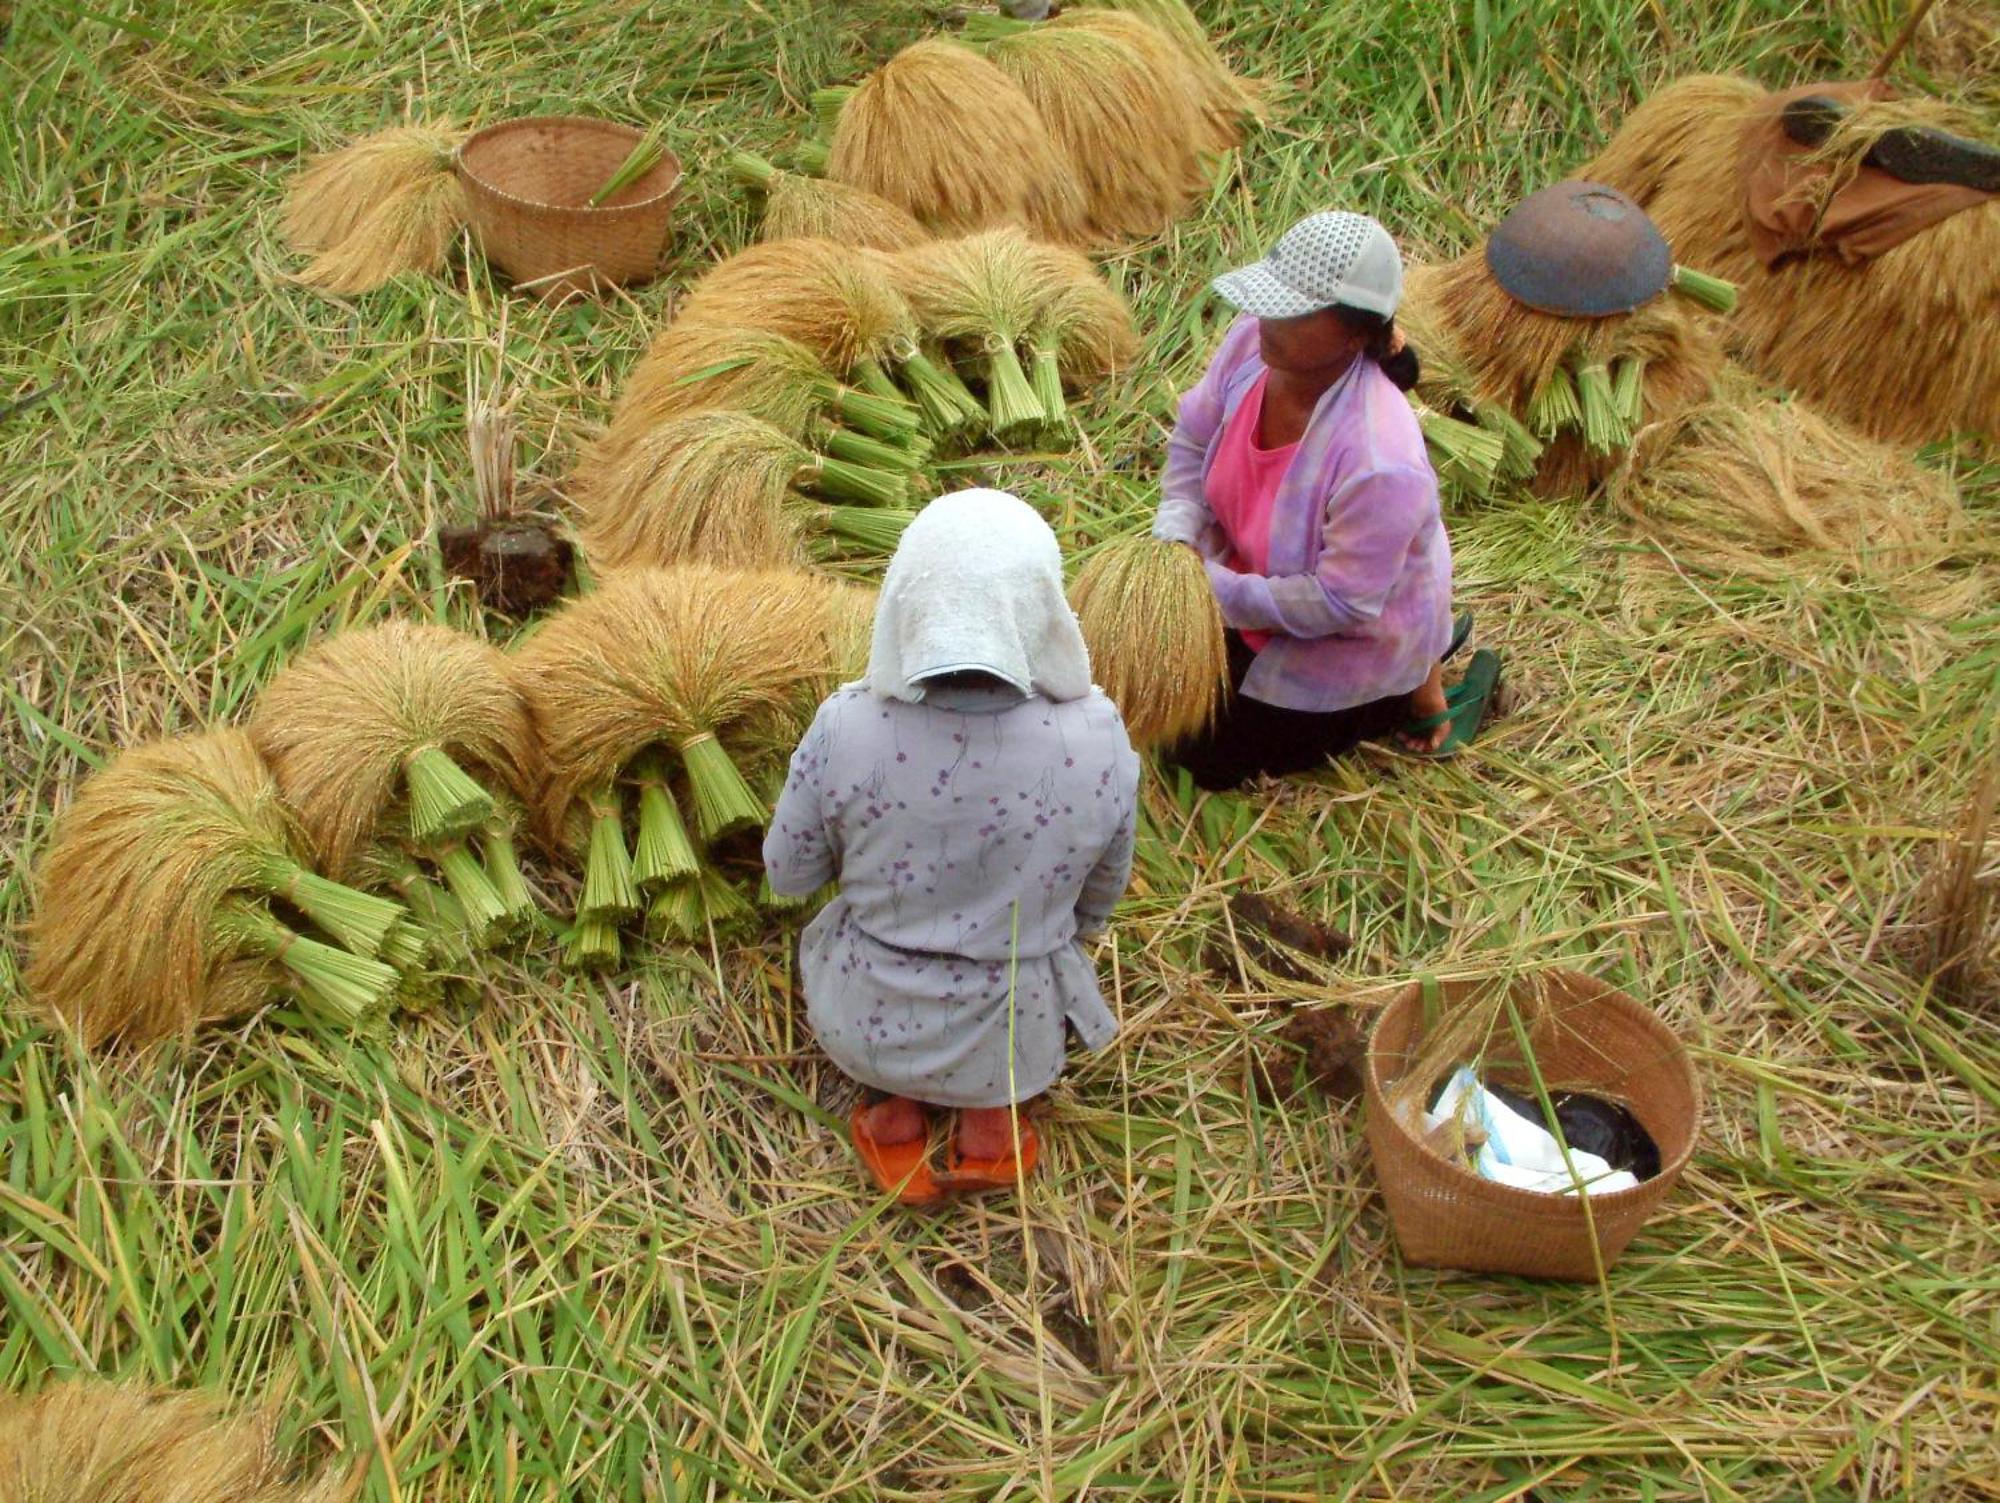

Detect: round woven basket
455,117,681,298
1363,969,1700,1280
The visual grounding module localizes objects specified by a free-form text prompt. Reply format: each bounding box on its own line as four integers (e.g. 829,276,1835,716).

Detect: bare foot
1399,662,1449,753
958,1106,1026,1162
860,1096,925,1146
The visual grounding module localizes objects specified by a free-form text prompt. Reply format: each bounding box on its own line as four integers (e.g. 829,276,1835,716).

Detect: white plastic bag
1424,1067,1640,1196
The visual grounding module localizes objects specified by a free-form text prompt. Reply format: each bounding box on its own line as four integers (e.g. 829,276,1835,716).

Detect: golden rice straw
676,236,916,384
1022,239,1141,421
511,565,856,847
1419,245,1725,495
878,229,1057,435
1580,75,2000,445
976,20,1209,244
1613,379,1968,581
1069,535,1228,748
24,730,406,1047
1053,8,1245,155
0,1378,345,1503
296,172,467,294
249,621,538,879
1097,0,1265,148
826,38,1089,243
728,150,931,250
577,411,804,573
281,121,461,255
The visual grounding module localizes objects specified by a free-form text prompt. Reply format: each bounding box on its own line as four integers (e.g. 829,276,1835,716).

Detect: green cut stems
1029,342,1068,428
385,858,468,956
258,855,409,959
632,760,699,894
589,122,669,208
792,139,830,176
647,878,704,943
215,900,397,1028
1414,406,1506,492
1478,404,1544,480
817,505,916,555
1527,365,1582,439
654,868,753,941
810,422,929,474
959,11,1032,40
481,825,536,931
810,86,853,140
982,336,1046,438
852,358,906,406
394,968,446,1015
726,150,781,191
1573,361,1631,454
1671,264,1737,313
891,338,985,437
433,842,513,946
816,380,923,443
563,918,623,972
578,784,640,922
378,918,429,973
1613,356,1647,430
796,454,912,508
677,733,766,843
402,745,495,846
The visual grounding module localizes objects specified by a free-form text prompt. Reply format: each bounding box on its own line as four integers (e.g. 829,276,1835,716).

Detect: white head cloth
860,488,1091,704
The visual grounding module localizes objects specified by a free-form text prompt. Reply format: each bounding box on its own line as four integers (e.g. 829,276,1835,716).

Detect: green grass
3,0,1998,1497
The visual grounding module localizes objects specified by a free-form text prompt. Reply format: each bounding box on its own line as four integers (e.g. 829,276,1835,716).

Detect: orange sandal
850,1103,944,1206
937,1119,1040,1195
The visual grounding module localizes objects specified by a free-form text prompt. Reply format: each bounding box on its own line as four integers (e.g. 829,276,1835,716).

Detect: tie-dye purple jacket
1153,316,1453,713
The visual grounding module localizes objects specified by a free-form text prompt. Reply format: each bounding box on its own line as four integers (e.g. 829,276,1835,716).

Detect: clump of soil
1253,1009,1367,1105
1205,892,1354,986
439,516,571,617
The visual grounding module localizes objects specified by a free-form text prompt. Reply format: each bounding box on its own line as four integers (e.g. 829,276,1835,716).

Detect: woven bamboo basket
456,117,681,297
1364,969,1700,1280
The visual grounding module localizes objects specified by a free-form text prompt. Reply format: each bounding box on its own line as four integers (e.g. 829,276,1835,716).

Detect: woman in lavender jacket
1154,211,1497,789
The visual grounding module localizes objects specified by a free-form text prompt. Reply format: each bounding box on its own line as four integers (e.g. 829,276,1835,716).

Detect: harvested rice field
1,0,1996,1497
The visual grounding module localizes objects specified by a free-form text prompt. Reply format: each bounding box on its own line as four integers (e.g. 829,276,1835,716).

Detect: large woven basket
456,117,681,298
1364,970,1700,1280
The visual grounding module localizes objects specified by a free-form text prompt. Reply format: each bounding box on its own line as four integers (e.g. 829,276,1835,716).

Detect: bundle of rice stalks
825,38,1088,244
728,151,931,251
605,322,924,451
1580,76,2000,446
879,229,1060,438
1095,0,1264,149
965,13,1209,245
282,123,468,293
249,622,540,947
1404,247,1728,497
575,410,916,573
25,730,418,1047
1021,239,1141,424
512,566,864,964
1069,535,1228,748
0,1378,344,1503
1612,381,1968,581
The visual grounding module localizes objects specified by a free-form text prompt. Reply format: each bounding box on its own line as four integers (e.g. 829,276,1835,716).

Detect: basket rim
454,115,683,216
1363,969,1702,1207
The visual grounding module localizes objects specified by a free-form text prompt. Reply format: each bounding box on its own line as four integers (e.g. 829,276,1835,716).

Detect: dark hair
918,669,1012,693
1333,303,1420,392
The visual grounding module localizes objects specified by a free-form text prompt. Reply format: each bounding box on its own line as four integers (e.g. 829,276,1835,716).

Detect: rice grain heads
0,1378,344,1503
729,151,931,251
282,123,467,293
826,39,1088,243
977,17,1209,244
249,621,538,879
24,730,407,1047
1580,75,2000,446
676,237,915,380
1070,535,1227,748
1095,0,1264,146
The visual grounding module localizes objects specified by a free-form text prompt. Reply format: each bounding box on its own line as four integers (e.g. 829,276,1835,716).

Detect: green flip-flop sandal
1404,648,1502,757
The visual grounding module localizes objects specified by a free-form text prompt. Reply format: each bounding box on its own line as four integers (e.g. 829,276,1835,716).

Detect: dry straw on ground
1579,74,2000,446
825,38,1088,242
1069,535,1228,747
0,1379,344,1503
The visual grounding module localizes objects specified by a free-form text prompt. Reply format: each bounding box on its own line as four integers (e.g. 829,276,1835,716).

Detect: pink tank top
1205,372,1299,653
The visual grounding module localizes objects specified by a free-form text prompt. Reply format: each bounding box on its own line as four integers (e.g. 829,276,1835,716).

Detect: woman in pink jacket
1155,211,1499,790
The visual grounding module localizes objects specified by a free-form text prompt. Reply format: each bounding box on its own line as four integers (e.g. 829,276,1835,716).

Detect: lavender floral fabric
763,683,1140,1108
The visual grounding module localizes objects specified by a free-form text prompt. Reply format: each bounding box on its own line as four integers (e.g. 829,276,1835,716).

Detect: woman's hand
1388,323,1407,357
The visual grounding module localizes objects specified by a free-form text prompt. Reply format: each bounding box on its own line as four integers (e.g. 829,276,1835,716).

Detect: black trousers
1163,632,1412,790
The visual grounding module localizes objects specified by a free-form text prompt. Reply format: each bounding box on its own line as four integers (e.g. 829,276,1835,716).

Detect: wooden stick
1868,0,1944,82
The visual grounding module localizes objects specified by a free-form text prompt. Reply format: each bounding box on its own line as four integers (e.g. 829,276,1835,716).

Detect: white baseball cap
1212,211,1404,320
